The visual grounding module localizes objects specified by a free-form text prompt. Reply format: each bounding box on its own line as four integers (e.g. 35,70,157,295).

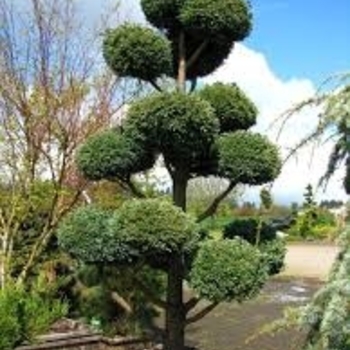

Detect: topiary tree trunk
168,171,188,350
165,255,186,350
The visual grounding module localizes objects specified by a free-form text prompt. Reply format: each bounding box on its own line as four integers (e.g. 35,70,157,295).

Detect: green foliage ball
103,24,172,81
124,92,219,168
189,239,267,302
259,240,286,276
141,0,185,30
58,206,131,264
199,83,257,133
223,218,286,275
180,0,252,40
77,130,155,181
218,131,282,185
189,144,220,177
170,33,233,79
110,198,199,257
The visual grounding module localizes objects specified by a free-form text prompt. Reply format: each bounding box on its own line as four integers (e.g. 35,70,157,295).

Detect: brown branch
177,31,186,92
185,297,200,314
164,158,174,178
187,40,209,69
126,178,146,198
196,181,236,223
17,184,86,285
111,291,132,314
189,79,197,93
149,80,162,92
186,302,219,325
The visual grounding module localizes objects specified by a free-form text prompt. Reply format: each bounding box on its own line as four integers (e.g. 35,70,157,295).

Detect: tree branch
187,40,209,69
111,291,132,314
177,31,186,92
189,79,197,93
185,297,200,314
149,80,162,92
186,302,219,325
196,181,236,223
133,278,167,310
126,178,146,198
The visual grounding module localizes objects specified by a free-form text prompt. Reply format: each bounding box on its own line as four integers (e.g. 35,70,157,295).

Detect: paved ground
185,243,340,349
281,243,339,280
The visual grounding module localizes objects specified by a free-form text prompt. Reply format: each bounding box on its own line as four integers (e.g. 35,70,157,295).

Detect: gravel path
281,243,340,280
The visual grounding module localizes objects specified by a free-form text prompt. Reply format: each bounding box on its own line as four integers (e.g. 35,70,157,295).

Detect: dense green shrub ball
110,199,199,257
141,0,185,30
189,144,220,177
223,218,277,244
223,219,286,275
190,239,268,302
103,24,172,81
218,131,282,185
259,240,286,276
57,206,131,264
199,83,257,133
124,92,219,168
180,0,252,40
77,130,155,181
170,33,233,79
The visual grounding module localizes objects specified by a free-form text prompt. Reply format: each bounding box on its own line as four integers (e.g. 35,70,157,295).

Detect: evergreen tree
303,184,316,209
57,1,282,349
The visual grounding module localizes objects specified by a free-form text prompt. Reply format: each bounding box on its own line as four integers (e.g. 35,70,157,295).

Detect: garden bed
16,332,154,350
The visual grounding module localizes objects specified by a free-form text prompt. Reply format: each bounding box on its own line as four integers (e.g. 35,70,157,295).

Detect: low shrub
223,217,276,244
189,238,268,303
287,208,339,241
259,239,286,275
223,217,286,276
0,279,67,349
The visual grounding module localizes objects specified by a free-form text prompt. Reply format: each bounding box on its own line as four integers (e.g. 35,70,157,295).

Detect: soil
184,243,339,350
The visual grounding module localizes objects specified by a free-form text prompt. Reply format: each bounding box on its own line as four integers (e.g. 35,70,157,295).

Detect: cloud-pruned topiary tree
58,1,282,349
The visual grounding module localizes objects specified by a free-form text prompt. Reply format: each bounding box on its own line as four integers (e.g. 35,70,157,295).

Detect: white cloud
205,44,348,205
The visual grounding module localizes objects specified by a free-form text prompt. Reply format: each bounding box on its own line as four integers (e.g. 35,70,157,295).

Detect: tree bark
163,173,188,350
165,256,186,350
196,181,235,223
172,172,188,212
177,31,186,92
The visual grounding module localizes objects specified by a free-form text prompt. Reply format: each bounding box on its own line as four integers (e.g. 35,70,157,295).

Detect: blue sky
249,0,350,84
84,0,350,86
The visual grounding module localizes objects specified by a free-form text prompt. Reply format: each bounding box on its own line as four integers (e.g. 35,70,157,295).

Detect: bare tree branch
0,0,140,284
111,291,133,314
186,302,219,325
126,178,147,198
187,40,208,69
189,79,197,93
196,181,236,223
133,277,167,310
184,297,200,314
150,80,162,92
